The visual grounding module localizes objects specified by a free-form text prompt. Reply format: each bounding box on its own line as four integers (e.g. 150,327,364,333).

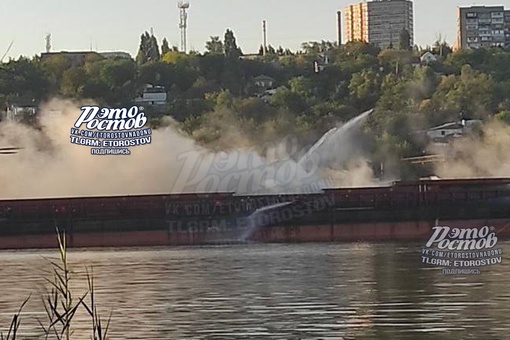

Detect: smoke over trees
2,32,510,181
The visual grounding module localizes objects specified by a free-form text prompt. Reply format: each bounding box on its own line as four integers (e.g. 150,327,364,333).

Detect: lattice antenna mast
178,1,190,53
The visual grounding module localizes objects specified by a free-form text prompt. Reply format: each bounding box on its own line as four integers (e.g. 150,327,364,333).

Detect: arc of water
297,109,374,171
298,127,338,167
239,201,294,241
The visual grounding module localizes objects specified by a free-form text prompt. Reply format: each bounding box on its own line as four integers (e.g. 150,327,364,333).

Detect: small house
4,97,38,121
134,84,167,106
420,52,438,66
426,119,481,142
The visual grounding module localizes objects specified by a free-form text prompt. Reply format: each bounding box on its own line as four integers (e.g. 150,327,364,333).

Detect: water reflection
0,242,508,339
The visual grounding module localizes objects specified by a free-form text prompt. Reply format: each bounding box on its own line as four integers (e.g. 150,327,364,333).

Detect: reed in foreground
2,229,112,340
0,297,29,340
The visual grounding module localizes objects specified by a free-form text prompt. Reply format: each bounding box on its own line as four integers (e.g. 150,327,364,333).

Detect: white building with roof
426,119,481,141
134,84,167,106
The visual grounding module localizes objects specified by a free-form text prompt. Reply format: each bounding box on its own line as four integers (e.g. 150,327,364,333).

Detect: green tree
0,58,51,100
399,28,411,50
162,51,188,64
301,40,336,54
60,68,87,97
136,32,160,64
342,41,381,57
138,62,174,89
41,54,71,86
198,53,225,80
161,38,171,55
98,58,137,105
433,64,496,120
349,70,381,110
220,67,245,95
289,76,314,99
223,29,242,59
270,87,307,113
445,48,490,74
80,79,109,102
485,50,510,81
215,89,234,108
410,66,439,102
205,36,224,54
149,34,161,61
377,73,410,110
136,32,150,64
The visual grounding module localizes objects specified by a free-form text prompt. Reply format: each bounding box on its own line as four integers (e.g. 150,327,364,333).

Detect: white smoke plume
432,120,510,179
0,99,376,198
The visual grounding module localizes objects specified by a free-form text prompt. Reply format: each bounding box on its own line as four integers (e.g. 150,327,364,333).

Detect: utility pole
389,23,393,49
45,34,51,53
337,11,342,45
262,20,267,56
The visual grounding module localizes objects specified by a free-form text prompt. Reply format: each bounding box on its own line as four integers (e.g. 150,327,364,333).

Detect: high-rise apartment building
344,0,414,49
456,6,510,50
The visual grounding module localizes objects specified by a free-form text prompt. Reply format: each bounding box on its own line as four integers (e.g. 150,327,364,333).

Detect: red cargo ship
1,178,510,250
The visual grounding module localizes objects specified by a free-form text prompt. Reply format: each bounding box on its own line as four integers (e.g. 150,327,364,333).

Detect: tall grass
0,297,29,340
1,229,111,340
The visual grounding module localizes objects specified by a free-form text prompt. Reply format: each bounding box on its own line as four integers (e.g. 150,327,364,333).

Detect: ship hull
1,178,510,250
0,218,509,250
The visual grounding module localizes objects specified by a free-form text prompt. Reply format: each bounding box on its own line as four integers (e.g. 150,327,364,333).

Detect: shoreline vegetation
1,230,111,340
1,31,510,179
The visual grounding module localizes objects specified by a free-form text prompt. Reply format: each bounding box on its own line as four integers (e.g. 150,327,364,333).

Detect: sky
1,0,510,59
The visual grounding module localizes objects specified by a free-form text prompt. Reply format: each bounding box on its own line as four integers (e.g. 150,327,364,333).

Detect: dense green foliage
1,30,510,179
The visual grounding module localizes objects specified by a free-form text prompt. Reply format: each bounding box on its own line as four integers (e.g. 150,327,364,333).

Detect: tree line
1,29,510,179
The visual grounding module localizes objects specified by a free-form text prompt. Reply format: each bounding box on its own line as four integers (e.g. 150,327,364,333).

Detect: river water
0,242,508,339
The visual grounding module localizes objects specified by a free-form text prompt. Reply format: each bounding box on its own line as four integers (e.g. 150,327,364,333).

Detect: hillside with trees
1,29,510,179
